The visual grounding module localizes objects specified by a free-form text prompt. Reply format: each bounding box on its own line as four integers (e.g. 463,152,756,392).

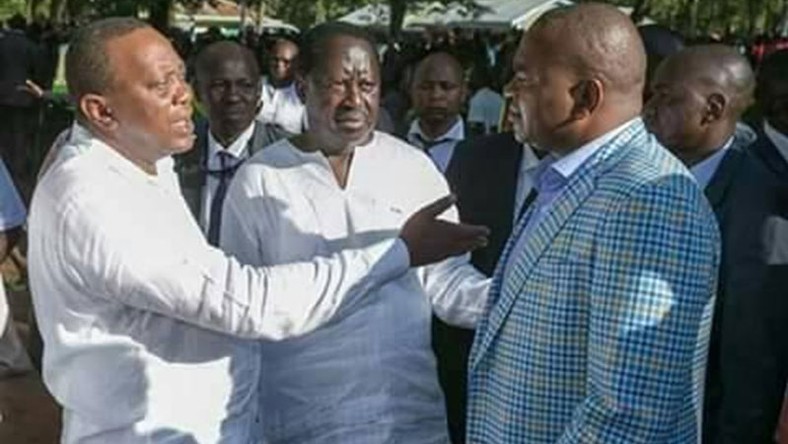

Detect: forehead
106,28,180,78
272,41,298,58
321,35,377,70
205,57,257,80
414,57,462,84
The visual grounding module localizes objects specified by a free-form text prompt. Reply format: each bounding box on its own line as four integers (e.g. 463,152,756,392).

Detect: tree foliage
611,0,788,37
1,0,786,38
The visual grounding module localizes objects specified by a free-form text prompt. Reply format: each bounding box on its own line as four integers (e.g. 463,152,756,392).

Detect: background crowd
0,1,787,443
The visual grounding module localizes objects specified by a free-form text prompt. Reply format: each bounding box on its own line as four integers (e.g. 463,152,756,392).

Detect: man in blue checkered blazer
466,4,721,443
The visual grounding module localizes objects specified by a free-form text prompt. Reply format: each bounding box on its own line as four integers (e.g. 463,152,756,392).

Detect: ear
569,79,603,121
79,93,117,132
702,93,726,125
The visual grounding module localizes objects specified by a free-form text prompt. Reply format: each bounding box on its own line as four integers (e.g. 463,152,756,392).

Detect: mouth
335,114,368,130
172,117,194,136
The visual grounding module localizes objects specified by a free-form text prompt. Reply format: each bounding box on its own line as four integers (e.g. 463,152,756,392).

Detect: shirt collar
764,120,788,166
207,122,255,166
689,137,733,189
550,117,639,180
520,143,541,173
407,118,464,146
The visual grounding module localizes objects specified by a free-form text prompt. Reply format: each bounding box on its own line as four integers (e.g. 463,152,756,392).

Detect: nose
343,82,362,108
173,77,192,106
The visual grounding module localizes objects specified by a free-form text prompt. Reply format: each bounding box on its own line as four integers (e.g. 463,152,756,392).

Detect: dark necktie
207,151,236,246
516,187,539,222
414,133,451,151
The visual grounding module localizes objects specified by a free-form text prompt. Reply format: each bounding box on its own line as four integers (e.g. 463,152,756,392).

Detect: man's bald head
644,45,754,165
531,3,647,98
193,40,262,147
412,51,464,85
662,45,753,116
504,2,646,153
410,51,467,139
194,40,260,86
268,38,299,86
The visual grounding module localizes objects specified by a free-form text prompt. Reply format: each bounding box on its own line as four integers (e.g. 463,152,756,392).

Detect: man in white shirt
221,22,490,444
257,38,306,134
645,45,788,444
0,158,32,378
177,40,289,245
407,51,467,173
467,67,504,137
27,18,489,444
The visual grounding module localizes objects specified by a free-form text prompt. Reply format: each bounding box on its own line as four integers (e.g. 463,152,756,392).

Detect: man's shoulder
595,130,709,217
372,131,443,173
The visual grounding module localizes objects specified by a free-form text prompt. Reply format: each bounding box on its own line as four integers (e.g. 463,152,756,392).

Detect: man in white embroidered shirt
27,18,490,444
221,23,490,443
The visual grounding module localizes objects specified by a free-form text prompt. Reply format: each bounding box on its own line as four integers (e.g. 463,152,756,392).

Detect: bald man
257,38,305,134
176,40,289,246
646,45,788,444
407,51,468,172
467,4,720,443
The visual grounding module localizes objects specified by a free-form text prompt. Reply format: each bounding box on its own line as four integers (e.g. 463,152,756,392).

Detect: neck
90,126,158,175
418,116,458,140
270,77,292,89
682,131,733,167
292,132,358,188
211,126,247,149
109,137,158,175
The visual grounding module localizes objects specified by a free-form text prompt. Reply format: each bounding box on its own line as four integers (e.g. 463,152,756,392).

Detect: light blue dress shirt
689,138,733,189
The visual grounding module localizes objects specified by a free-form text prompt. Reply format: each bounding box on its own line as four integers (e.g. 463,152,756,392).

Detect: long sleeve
421,254,489,329
58,195,410,342
557,179,719,443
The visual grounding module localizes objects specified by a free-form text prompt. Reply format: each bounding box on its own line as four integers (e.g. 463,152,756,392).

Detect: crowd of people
1,2,788,443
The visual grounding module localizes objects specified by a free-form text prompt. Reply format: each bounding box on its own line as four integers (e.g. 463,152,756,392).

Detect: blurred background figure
257,38,305,134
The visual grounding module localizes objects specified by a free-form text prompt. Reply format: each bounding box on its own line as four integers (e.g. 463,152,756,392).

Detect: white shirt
504,118,638,278
407,118,465,173
27,125,412,444
514,143,541,224
467,87,505,135
221,132,490,443
257,78,305,134
199,123,255,233
764,121,788,166
689,137,733,190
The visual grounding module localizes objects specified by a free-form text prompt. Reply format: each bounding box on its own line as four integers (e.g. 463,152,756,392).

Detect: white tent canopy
338,0,572,32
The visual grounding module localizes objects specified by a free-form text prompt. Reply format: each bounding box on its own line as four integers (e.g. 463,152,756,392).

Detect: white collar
520,143,541,173
407,118,465,144
764,121,788,166
207,122,255,165
550,117,639,180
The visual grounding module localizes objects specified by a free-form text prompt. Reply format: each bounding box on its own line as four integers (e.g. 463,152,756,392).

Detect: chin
169,136,197,154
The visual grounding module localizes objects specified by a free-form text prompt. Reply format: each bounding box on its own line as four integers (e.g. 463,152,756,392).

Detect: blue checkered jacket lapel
471,119,648,369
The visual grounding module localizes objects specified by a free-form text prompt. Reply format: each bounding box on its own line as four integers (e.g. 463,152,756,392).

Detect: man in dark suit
751,49,788,183
175,40,289,245
433,131,541,443
0,14,44,187
644,44,788,444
